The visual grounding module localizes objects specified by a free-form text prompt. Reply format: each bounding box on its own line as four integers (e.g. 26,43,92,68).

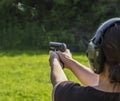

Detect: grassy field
0,50,88,101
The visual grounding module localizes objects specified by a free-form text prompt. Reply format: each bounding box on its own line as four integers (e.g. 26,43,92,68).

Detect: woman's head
87,18,120,83
102,22,120,83
87,18,120,75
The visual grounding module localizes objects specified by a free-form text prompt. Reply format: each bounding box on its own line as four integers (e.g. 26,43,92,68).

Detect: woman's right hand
57,49,72,68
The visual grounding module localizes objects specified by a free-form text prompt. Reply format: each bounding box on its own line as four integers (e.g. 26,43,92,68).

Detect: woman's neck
94,66,120,93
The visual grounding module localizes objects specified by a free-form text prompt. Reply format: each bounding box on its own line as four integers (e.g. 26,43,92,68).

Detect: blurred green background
0,0,120,100
0,0,120,51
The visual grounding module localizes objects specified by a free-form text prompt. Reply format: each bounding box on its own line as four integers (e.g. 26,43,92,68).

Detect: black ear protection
87,18,120,74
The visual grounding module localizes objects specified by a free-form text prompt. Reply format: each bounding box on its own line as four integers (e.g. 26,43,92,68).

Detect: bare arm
57,50,99,86
49,51,68,87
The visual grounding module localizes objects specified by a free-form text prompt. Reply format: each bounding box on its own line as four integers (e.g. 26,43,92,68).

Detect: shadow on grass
0,49,87,57
0,50,49,56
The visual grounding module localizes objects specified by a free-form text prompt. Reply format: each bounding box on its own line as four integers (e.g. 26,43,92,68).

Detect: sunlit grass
0,50,88,101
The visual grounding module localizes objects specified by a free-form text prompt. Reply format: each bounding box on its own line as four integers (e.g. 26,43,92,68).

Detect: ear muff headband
92,18,120,45
88,18,120,74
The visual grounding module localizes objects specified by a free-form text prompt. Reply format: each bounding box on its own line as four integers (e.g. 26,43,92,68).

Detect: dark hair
109,64,120,83
102,22,120,83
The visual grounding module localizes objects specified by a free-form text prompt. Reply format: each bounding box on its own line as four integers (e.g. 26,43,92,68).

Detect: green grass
0,50,88,101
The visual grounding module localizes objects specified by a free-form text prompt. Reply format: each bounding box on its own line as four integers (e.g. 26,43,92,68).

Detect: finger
65,49,70,53
49,50,56,55
56,51,62,56
49,50,53,54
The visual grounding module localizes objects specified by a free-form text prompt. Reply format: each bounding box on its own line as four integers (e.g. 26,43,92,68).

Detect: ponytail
109,64,120,83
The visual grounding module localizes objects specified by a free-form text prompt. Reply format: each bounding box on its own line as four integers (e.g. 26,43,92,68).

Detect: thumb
49,51,56,55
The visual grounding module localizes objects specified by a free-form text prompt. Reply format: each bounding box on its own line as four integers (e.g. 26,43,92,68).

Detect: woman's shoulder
53,81,120,101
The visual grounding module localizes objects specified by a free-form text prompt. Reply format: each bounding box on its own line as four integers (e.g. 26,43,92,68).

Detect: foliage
0,0,120,51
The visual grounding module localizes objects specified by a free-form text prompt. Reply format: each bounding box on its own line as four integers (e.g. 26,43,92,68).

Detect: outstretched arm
57,50,99,86
49,51,68,87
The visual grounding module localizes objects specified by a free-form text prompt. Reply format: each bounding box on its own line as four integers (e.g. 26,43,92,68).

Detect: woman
49,18,120,101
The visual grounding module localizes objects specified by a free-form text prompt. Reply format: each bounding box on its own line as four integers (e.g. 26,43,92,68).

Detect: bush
1,0,120,52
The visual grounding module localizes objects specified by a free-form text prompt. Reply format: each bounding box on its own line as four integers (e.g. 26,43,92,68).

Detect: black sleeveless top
54,81,120,101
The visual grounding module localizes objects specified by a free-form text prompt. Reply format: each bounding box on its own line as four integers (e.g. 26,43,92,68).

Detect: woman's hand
49,51,63,68
57,49,72,68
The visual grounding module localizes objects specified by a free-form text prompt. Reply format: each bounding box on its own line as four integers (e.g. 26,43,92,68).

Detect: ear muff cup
87,41,105,74
87,18,120,74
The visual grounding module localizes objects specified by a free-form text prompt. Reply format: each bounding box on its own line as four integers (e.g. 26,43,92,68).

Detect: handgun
49,42,67,52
